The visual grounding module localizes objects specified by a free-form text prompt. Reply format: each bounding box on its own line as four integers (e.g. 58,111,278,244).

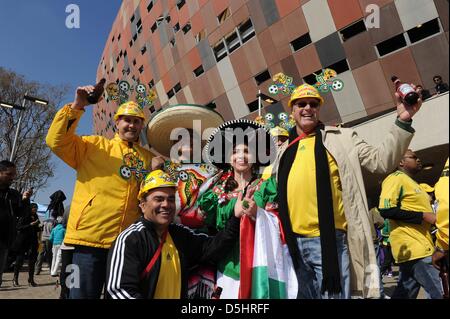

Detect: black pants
59,249,74,299
380,244,394,275
14,241,38,281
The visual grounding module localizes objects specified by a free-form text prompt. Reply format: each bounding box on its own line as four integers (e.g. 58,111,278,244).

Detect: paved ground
0,265,424,299
0,265,60,299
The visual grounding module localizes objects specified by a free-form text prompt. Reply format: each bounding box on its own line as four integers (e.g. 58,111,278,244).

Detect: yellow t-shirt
153,233,181,299
435,159,449,251
379,171,434,263
287,135,346,237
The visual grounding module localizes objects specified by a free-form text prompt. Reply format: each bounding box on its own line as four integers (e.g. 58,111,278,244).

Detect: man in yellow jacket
46,83,153,298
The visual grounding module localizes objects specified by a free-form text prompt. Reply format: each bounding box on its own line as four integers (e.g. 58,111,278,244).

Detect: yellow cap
270,126,289,137
138,170,176,200
114,101,145,121
419,183,434,193
288,84,324,108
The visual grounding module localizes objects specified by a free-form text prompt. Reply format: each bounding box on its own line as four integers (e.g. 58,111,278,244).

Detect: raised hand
72,81,104,110
234,186,257,219
396,84,422,121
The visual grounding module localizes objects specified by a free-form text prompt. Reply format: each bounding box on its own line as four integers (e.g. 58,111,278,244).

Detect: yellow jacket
46,104,153,248
435,158,449,251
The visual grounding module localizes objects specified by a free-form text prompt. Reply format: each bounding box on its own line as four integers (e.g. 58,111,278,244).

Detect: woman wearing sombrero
198,119,277,298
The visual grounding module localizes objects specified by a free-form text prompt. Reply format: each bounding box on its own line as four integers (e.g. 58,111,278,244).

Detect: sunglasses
293,101,320,108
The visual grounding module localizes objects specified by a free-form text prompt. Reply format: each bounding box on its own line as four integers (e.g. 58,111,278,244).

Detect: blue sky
0,0,122,205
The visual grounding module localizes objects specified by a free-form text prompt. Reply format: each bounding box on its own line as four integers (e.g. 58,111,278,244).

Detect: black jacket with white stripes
106,215,240,299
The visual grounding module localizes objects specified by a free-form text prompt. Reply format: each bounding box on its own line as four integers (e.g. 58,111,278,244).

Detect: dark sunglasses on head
293,101,320,108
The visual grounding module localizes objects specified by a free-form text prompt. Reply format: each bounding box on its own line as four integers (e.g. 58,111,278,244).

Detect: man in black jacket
106,169,256,299
0,160,31,288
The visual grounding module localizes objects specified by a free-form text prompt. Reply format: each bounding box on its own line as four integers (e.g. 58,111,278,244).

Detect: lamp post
7,93,49,161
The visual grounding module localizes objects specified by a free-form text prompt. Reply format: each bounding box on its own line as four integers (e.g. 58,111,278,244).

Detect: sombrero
146,104,224,157
204,119,277,170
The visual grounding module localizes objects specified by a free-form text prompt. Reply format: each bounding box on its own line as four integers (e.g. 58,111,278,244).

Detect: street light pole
9,92,49,161
9,91,28,161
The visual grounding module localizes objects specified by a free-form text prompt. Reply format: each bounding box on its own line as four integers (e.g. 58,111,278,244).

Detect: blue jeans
295,230,351,299
392,256,443,299
69,245,109,299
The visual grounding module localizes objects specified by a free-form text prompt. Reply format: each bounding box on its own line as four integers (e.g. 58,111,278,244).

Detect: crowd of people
0,76,448,300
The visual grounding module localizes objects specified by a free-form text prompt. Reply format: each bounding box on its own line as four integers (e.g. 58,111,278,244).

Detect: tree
0,67,70,194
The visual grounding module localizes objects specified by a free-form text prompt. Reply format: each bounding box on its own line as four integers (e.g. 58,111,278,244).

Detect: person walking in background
0,160,31,288
432,158,449,298
49,216,66,277
47,190,66,219
12,202,40,287
380,218,394,278
379,149,442,299
35,216,55,275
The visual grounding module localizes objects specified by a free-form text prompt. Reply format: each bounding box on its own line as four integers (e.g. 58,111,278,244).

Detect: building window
376,33,407,57
111,36,115,42
130,15,135,23
111,67,114,73
124,50,127,57
133,59,137,66
151,22,158,33
205,101,216,109
290,33,312,52
174,82,181,93
303,69,322,85
119,50,123,57
325,59,350,74
340,20,367,42
212,18,256,62
177,0,186,10
139,65,144,74
147,1,153,12
129,40,133,47
148,79,155,88
225,31,240,53
169,38,176,47
193,65,204,77
167,89,175,99
217,8,231,24
238,19,255,44
133,33,138,41
182,23,191,34
136,19,142,34
141,45,147,55
213,40,227,62
116,56,120,63
195,30,206,43
149,105,156,113
247,99,259,113
174,23,180,33
407,18,440,44
254,70,271,85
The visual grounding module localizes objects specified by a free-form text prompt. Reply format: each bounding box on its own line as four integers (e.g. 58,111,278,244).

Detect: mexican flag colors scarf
239,208,298,299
